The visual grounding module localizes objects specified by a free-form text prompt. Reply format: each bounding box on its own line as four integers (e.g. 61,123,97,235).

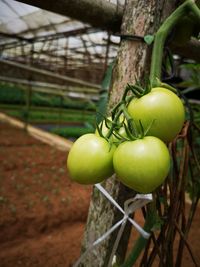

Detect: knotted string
73,183,152,267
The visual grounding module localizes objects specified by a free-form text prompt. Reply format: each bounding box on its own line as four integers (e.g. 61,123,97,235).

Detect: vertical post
24,83,32,130
80,1,177,266
103,32,111,73
58,95,63,129
24,40,34,129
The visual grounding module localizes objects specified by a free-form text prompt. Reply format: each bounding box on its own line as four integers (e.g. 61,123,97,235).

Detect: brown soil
0,121,199,267
0,122,92,267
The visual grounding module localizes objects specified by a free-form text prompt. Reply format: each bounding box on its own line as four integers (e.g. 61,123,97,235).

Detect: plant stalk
121,202,157,267
150,0,200,86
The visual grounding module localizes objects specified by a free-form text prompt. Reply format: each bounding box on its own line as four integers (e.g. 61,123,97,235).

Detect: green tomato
127,87,185,142
113,136,170,193
67,133,115,184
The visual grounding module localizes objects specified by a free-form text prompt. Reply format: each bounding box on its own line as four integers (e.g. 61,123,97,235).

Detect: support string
73,182,153,267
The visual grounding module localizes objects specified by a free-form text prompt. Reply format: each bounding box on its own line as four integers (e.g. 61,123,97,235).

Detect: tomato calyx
111,101,155,142
123,117,155,141
123,82,151,100
155,78,177,94
96,112,123,139
96,78,184,145
95,112,128,147
97,84,159,144
123,78,179,103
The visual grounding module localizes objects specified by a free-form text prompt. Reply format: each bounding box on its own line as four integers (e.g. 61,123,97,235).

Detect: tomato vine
66,1,200,266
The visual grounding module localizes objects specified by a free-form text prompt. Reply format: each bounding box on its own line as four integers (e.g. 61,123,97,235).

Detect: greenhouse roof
0,0,124,37
0,0,123,101
0,0,89,41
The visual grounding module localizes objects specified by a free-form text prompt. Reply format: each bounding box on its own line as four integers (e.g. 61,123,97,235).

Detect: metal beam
0,59,101,89
0,27,94,49
3,1,200,62
0,76,99,101
0,75,99,93
15,0,123,32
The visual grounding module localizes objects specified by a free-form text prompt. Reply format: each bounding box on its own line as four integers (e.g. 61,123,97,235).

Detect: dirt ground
0,121,199,267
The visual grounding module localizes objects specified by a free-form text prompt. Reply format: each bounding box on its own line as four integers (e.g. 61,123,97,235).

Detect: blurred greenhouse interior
0,1,200,267
0,0,124,138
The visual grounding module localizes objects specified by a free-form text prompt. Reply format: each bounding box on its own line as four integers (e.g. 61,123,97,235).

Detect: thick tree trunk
80,1,177,266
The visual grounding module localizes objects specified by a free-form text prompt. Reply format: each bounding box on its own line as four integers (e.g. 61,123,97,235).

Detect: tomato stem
96,120,104,137
109,100,140,141
123,84,146,100
121,202,157,267
158,81,177,93
106,109,122,139
150,0,200,87
109,99,154,141
121,103,139,139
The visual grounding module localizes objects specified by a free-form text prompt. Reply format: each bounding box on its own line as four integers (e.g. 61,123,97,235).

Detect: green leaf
144,35,154,45
96,61,115,123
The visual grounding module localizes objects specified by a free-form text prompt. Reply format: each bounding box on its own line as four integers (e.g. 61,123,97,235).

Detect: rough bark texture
81,1,177,266
109,0,178,108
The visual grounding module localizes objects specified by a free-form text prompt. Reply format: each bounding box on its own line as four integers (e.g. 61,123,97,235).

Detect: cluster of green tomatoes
67,83,185,193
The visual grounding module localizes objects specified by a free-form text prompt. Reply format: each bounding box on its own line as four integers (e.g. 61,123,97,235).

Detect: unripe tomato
67,133,115,184
127,87,185,142
113,136,170,193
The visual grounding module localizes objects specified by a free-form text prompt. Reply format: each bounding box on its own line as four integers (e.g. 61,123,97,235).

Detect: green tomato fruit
127,87,185,142
113,136,170,193
67,133,115,184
